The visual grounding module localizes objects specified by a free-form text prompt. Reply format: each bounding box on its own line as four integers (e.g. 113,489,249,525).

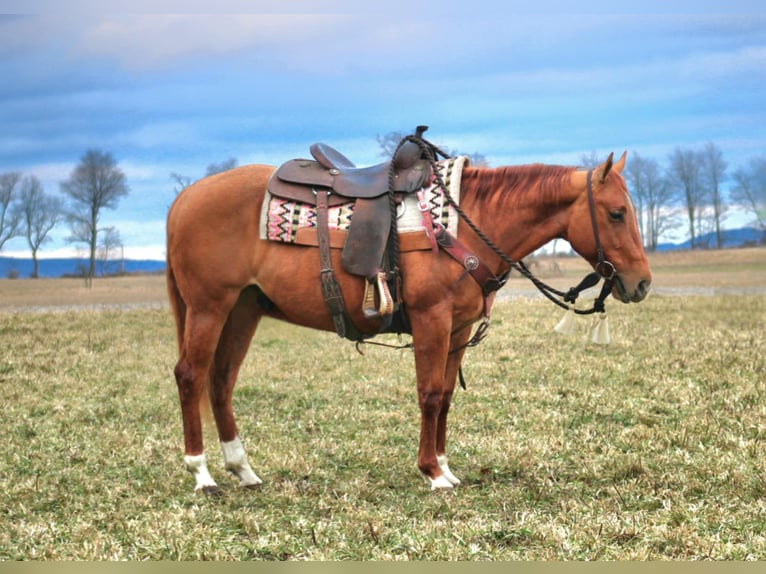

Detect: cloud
74,14,356,72
1,6,764,260
677,45,766,80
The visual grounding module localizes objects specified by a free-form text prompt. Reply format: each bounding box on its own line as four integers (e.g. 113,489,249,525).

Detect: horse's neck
458,165,581,264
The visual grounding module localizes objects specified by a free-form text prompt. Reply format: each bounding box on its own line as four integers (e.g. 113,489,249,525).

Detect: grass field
0,248,764,560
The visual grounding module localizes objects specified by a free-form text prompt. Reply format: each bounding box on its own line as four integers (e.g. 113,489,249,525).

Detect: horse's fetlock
418,457,440,479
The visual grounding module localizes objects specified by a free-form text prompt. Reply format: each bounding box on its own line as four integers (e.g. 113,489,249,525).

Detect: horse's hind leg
174,307,230,492
210,287,264,488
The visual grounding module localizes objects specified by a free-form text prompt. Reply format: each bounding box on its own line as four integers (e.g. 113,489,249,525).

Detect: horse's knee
418,389,443,415
174,357,192,387
174,357,205,403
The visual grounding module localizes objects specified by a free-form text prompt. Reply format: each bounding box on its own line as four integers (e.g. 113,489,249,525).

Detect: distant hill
0,257,165,279
656,227,765,251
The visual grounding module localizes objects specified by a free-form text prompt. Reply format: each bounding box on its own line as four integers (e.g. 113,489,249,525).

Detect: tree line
0,152,240,281
2,141,764,281
0,150,128,282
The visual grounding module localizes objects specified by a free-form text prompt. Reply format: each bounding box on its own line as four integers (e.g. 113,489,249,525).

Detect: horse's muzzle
614,276,651,303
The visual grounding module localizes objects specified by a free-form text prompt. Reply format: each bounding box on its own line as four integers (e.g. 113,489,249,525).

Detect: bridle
585,168,617,286
407,133,618,318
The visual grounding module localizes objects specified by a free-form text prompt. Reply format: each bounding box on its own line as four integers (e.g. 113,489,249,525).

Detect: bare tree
377,131,408,158
61,150,129,286
731,157,766,233
170,158,238,196
170,172,193,195
624,153,649,244
623,153,681,251
701,142,728,248
460,152,490,167
19,175,63,278
643,158,680,251
668,147,706,249
0,171,22,251
580,151,602,169
97,226,123,276
205,158,238,177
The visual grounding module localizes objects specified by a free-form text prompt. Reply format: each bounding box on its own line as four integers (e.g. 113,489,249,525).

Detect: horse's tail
166,254,214,425
166,257,186,355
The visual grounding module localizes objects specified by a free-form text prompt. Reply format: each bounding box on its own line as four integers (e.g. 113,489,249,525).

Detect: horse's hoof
429,475,455,490
200,485,222,496
437,455,461,486
241,481,263,490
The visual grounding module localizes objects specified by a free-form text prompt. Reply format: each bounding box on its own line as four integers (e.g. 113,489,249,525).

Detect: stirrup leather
363,272,394,319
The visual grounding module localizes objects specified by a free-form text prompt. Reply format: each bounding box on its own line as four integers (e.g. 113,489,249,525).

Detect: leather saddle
267,137,433,326
269,140,431,206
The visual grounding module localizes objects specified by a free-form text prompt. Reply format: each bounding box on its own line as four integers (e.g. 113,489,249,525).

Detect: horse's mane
461,164,577,206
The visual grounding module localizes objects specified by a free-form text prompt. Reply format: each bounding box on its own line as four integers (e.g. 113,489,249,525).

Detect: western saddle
268,128,436,339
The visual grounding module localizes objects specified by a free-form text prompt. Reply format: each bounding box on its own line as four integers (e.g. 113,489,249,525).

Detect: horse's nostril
636,279,650,299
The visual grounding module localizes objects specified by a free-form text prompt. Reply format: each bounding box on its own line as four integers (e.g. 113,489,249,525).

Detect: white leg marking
221,436,262,487
437,454,461,486
184,453,218,491
429,474,456,490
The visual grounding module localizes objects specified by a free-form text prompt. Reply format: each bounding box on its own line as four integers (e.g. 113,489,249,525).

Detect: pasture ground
0,247,764,560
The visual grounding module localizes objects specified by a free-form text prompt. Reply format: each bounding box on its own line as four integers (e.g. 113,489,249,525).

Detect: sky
0,0,764,260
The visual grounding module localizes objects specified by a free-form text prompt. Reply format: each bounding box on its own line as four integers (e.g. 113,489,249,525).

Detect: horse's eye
608,210,625,223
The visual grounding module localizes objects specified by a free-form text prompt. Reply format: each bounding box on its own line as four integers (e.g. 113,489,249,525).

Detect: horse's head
567,152,652,303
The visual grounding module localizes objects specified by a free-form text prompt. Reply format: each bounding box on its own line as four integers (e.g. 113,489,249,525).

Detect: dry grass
0,247,764,560
0,272,167,311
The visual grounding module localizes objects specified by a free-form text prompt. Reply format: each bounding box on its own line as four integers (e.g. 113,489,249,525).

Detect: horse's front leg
433,325,473,488
411,308,455,490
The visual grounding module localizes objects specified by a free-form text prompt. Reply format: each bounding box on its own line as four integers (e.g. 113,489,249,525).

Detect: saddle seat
269,140,431,205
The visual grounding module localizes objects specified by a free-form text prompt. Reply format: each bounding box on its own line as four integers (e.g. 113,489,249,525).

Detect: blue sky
1,0,764,259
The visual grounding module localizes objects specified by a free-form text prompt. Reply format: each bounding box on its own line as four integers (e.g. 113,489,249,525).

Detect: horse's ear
614,151,627,174
598,152,615,183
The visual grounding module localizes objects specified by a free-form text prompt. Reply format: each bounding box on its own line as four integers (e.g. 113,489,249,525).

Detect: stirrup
363,272,394,319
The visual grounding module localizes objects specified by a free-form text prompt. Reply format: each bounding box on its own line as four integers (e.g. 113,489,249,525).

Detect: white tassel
591,313,611,345
554,309,577,335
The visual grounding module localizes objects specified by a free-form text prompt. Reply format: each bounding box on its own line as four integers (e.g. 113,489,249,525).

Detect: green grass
0,294,764,560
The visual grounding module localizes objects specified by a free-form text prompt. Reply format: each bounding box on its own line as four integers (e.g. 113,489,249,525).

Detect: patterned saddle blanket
260,156,468,251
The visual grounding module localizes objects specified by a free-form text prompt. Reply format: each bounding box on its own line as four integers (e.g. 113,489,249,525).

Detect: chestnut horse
166,149,651,492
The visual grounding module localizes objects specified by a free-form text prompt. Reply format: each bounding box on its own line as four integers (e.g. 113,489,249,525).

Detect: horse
165,145,652,492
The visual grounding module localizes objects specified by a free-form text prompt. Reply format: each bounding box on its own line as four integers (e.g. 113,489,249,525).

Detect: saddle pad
260,156,468,250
